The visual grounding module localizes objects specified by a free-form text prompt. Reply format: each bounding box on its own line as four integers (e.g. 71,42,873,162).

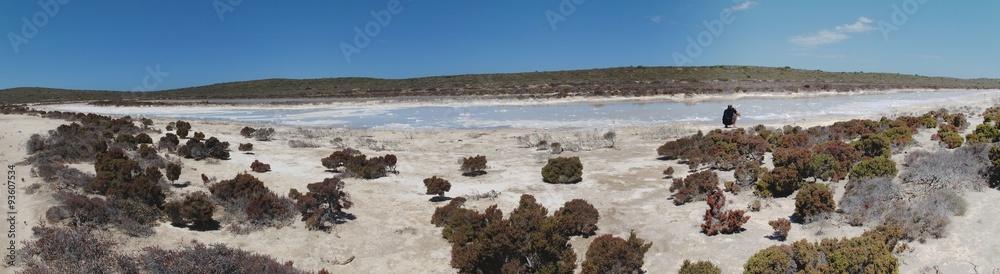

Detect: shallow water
48,90,1000,130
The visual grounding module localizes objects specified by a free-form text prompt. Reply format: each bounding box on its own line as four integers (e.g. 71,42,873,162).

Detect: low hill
4,66,1000,104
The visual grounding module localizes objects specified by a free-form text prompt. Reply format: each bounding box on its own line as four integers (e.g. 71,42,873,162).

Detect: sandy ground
2,92,1000,273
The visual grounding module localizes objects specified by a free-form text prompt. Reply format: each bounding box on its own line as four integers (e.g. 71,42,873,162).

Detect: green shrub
965,123,1000,143
809,153,841,181
542,156,583,184
851,134,891,158
794,183,835,223
755,167,801,198
849,156,898,180
937,126,964,148
744,226,902,274
678,259,721,274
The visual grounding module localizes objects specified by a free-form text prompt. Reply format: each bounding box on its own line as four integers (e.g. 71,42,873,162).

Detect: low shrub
734,161,764,188
965,123,1000,144
669,170,719,205
139,240,307,274
250,160,271,173
793,183,835,223
240,126,256,138
580,231,652,274
900,145,990,192
657,129,769,171
423,176,452,197
238,143,253,153
663,166,675,178
165,192,215,227
744,226,902,274
166,162,182,182
542,156,583,184
135,133,153,144
679,260,721,274
809,153,842,181
772,148,813,179
293,178,353,230
460,155,488,176
210,173,268,201
839,177,902,226
768,218,791,241
937,126,964,149
851,134,892,158
553,199,599,237
849,156,898,180
253,127,275,141
755,167,801,198
702,189,749,235
17,226,137,273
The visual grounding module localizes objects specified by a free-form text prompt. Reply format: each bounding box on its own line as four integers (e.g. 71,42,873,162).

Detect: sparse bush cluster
657,129,769,170
901,145,990,192
744,226,903,274
542,156,583,184
177,137,231,160
431,195,615,273
669,170,719,205
701,189,750,235
321,149,395,179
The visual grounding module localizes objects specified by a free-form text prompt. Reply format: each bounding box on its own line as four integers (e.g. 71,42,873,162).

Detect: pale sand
2,93,1000,273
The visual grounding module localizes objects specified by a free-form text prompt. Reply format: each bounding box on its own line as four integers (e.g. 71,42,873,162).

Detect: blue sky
1,0,998,91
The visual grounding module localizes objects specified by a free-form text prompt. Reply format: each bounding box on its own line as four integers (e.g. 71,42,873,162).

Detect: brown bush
246,192,294,226
210,173,268,201
554,199,599,237
768,218,791,241
240,126,256,138
423,176,452,197
663,166,675,178
17,226,137,273
135,133,153,144
580,231,652,274
139,240,306,274
542,156,583,184
238,143,253,152
294,178,353,230
460,155,488,176
734,161,765,187
772,148,813,179
669,170,719,205
165,192,215,227
166,162,181,182
679,260,722,274
250,160,271,173
702,189,749,235
794,183,835,223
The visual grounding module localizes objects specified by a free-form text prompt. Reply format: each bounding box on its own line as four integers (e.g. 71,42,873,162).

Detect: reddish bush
702,189,750,235
210,173,268,201
165,192,215,227
250,160,271,173
702,129,770,170
669,170,719,205
554,199,600,237
776,133,809,149
768,218,791,241
813,140,861,179
384,154,397,172
18,226,136,273
460,155,487,176
246,192,294,225
91,149,165,208
772,148,813,178
663,166,675,178
580,231,652,274
294,178,353,230
794,183,835,223
238,143,253,152
423,176,452,197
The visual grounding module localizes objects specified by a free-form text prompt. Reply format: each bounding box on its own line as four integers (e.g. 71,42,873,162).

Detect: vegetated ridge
4,65,1000,104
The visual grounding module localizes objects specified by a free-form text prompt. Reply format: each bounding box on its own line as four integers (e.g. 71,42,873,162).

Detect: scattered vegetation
292,178,354,231
702,189,749,235
657,129,769,171
320,149,393,179
743,225,902,273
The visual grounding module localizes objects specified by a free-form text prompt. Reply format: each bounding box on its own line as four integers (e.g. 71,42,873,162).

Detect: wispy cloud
789,17,875,48
648,15,662,23
730,1,758,11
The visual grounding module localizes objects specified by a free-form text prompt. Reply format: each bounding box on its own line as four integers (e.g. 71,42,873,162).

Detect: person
723,105,740,128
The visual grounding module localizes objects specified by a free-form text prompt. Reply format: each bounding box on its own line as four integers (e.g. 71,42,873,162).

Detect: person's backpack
723,109,735,125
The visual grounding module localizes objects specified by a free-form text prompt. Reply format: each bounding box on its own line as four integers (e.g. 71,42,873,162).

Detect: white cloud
788,17,875,47
835,17,875,33
649,15,662,23
730,1,758,11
